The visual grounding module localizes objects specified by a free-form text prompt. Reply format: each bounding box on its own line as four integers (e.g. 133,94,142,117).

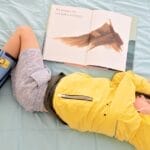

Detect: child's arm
127,71,150,95
112,71,150,95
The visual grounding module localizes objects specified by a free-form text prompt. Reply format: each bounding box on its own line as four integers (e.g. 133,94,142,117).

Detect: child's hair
136,92,150,100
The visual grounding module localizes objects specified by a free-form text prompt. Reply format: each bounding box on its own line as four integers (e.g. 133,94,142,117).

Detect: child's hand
134,95,150,114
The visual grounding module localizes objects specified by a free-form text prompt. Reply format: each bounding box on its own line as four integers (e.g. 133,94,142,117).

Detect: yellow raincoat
53,71,150,150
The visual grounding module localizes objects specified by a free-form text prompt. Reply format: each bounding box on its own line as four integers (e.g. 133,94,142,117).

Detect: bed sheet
0,0,150,150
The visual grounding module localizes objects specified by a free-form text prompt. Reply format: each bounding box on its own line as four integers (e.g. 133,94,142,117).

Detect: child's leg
0,26,40,87
2,26,39,58
0,29,20,87
11,26,51,112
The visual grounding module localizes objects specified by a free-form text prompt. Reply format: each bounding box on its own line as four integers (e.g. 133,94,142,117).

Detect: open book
43,4,136,71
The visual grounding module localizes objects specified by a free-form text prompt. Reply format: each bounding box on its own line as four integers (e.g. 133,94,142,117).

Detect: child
1,26,150,150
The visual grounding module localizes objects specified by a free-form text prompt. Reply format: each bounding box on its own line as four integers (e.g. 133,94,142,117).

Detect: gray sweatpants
11,49,51,112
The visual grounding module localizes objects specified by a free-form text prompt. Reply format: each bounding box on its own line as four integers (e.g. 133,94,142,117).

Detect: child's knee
17,25,32,32
16,25,39,51
16,26,33,37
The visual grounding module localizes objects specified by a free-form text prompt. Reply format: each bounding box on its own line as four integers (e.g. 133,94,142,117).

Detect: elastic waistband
44,72,67,124
44,72,65,111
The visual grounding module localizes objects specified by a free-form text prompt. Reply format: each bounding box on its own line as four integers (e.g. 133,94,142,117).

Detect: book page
43,5,92,65
86,10,132,71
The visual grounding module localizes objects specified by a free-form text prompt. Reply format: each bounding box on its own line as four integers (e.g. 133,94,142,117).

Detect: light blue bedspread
0,0,150,149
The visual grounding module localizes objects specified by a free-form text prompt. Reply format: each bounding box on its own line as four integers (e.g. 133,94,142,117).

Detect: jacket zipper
58,94,93,101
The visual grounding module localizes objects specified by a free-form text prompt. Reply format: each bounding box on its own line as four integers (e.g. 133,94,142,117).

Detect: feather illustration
56,20,123,52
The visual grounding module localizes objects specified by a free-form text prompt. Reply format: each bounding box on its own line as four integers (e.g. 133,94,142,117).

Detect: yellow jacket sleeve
112,71,150,95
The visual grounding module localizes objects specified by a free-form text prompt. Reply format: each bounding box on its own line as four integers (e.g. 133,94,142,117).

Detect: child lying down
1,26,150,150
